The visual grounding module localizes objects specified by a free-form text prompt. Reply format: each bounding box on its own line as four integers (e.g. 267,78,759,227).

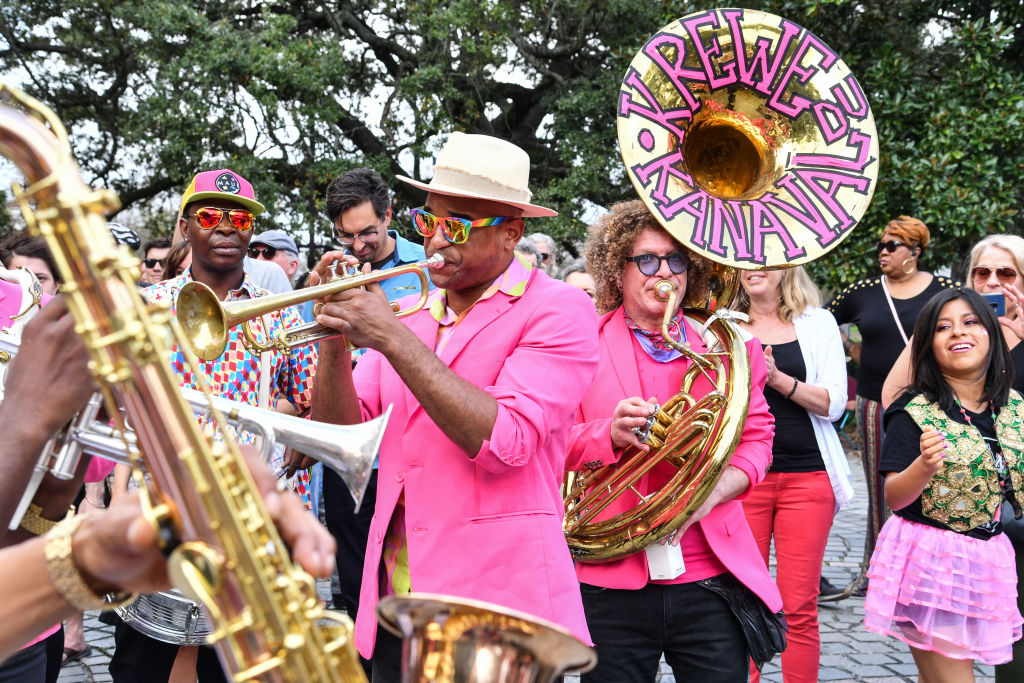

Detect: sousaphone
564,8,878,562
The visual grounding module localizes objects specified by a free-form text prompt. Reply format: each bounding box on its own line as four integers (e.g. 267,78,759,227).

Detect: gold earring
901,258,916,275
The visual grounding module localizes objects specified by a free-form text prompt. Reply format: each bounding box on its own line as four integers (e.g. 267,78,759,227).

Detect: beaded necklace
953,392,1022,519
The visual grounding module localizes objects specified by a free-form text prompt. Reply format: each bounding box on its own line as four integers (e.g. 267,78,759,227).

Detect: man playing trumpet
566,200,783,682
309,133,598,682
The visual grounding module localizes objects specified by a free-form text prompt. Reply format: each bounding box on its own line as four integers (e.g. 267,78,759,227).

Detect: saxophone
0,84,366,682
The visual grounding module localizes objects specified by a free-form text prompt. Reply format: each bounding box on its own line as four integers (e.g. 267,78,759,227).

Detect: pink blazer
566,308,782,612
0,277,48,327
350,268,599,657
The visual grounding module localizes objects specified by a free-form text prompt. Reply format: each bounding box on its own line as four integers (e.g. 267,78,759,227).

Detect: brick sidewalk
59,448,995,682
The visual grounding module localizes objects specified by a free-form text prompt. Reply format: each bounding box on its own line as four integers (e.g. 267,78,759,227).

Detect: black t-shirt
827,275,959,402
880,392,1000,540
763,340,822,472
1011,343,1024,392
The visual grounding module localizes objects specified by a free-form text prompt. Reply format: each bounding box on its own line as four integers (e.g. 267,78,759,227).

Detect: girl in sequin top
865,288,1024,677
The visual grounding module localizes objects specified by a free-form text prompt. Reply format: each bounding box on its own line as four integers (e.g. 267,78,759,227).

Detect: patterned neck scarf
624,307,687,363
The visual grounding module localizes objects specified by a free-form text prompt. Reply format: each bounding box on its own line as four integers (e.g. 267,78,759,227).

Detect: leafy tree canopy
1,0,1021,288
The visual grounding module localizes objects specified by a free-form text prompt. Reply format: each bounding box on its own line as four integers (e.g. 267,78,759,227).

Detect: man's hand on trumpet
308,250,404,353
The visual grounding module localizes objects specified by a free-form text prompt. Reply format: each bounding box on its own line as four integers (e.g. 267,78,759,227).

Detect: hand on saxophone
309,250,402,352
610,396,659,451
72,445,337,596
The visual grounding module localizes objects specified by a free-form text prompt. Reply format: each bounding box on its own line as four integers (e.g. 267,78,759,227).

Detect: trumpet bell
377,593,597,682
177,281,229,362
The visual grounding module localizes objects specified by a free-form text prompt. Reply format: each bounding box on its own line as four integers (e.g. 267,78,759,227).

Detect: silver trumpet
6,342,388,529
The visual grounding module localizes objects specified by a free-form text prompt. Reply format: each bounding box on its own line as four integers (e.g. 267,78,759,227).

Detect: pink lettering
792,169,872,231
813,101,849,144
725,10,802,97
750,200,807,263
630,149,691,208
619,69,692,140
794,130,875,172
831,73,870,119
682,11,737,90
704,199,753,260
763,176,841,247
768,33,837,117
641,33,704,111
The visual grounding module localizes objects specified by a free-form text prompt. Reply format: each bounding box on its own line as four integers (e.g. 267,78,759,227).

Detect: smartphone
982,292,1006,317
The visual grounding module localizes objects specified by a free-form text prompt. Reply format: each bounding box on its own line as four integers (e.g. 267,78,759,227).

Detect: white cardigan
792,307,854,511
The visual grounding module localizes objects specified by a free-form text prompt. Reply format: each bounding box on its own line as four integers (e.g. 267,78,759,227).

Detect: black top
763,340,823,472
880,392,1000,540
827,275,959,402
1011,343,1024,392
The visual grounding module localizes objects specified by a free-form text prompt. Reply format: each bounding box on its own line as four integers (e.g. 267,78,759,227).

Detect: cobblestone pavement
59,447,995,682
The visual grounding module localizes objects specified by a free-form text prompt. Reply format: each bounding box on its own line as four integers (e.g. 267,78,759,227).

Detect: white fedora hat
396,132,557,218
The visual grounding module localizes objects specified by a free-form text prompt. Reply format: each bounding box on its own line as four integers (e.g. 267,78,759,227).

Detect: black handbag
697,573,788,672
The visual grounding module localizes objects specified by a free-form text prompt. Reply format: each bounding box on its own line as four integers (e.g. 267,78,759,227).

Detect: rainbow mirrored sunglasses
410,208,514,245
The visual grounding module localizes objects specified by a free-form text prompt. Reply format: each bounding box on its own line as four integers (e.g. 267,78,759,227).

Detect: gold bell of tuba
376,593,597,682
564,8,878,562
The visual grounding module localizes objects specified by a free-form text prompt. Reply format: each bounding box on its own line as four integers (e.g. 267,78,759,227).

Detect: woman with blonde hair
827,216,958,593
735,266,850,683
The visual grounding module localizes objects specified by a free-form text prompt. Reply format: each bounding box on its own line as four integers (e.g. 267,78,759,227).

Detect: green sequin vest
904,390,1024,532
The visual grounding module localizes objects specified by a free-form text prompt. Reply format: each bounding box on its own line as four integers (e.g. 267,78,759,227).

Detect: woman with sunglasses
565,199,781,682
826,216,958,594
733,266,849,683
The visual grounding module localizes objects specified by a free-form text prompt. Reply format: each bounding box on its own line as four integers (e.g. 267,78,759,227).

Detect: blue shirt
299,231,431,323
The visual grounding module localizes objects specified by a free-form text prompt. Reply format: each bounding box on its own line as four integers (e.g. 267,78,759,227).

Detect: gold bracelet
43,513,137,611
19,503,71,536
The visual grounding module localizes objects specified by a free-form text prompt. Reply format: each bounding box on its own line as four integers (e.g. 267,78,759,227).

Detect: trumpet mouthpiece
424,254,445,268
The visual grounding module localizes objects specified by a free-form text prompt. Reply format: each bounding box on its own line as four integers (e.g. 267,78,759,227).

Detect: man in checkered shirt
109,168,317,683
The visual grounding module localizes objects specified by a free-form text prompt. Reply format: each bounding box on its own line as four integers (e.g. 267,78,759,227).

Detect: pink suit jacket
566,307,783,613
350,267,599,657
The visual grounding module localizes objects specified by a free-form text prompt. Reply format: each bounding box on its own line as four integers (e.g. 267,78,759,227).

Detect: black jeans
0,641,46,683
110,619,227,683
580,578,749,683
370,624,403,683
325,468,376,679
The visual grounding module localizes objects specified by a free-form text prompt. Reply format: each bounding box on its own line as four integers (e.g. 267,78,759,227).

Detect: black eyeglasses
875,240,913,254
972,266,1018,284
142,258,163,269
337,224,382,246
625,252,689,276
248,246,278,259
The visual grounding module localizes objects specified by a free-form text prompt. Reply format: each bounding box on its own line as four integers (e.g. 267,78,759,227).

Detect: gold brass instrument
376,594,597,682
5,371,389,531
178,254,443,361
564,9,878,562
564,280,751,562
0,83,367,681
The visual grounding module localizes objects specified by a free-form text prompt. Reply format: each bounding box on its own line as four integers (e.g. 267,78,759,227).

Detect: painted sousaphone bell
564,8,878,562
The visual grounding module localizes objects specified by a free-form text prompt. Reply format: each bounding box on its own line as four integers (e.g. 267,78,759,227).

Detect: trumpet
177,254,444,361
8,377,389,531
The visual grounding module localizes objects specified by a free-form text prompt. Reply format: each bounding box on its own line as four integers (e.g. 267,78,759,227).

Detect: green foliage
0,189,11,240
1,0,1021,287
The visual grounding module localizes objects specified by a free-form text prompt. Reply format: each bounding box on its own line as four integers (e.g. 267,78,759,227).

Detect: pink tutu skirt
864,514,1022,664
